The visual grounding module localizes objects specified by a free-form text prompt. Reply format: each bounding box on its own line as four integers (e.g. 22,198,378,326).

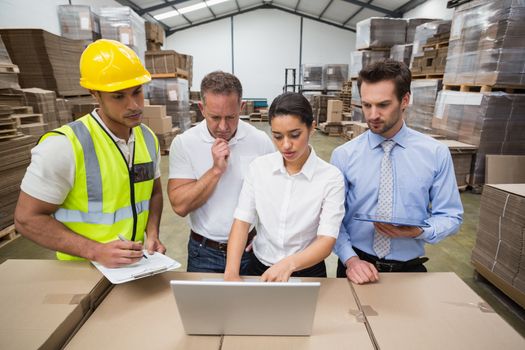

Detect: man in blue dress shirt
331,59,463,284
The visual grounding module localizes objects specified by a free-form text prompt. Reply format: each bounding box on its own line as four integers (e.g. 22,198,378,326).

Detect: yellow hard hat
79,39,151,92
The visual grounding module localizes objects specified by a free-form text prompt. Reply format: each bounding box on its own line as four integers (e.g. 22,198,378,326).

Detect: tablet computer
353,213,430,227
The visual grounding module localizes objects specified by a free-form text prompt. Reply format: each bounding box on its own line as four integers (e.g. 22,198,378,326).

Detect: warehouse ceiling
115,0,427,36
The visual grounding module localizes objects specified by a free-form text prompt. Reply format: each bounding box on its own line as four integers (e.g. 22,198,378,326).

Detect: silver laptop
170,280,321,335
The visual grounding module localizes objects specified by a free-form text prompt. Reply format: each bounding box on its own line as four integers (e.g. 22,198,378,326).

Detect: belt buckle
218,242,228,251
375,261,395,272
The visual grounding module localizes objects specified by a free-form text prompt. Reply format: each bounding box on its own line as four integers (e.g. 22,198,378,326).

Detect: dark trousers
336,247,427,278
248,252,327,278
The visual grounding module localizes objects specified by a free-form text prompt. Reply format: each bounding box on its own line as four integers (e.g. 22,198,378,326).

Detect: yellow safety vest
39,113,159,260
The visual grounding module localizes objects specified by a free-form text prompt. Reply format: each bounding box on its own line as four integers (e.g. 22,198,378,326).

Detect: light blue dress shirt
331,122,463,263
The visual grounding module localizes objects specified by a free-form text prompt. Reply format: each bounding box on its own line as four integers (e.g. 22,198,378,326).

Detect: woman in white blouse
224,92,345,282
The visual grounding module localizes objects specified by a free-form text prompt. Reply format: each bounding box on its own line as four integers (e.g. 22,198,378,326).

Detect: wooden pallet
422,41,449,50
0,224,20,248
151,70,189,80
443,84,525,94
11,113,44,126
0,64,20,74
412,73,444,80
11,106,33,114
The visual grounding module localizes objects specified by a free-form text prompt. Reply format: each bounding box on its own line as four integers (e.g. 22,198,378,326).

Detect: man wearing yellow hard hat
14,39,166,268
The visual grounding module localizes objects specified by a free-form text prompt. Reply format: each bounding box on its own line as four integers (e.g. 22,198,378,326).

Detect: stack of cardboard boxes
410,20,451,76
0,29,87,97
145,22,164,51
142,105,172,135
0,35,20,90
318,100,344,136
472,184,525,308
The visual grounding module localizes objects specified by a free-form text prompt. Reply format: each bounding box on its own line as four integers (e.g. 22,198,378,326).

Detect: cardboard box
0,260,110,350
144,116,172,134
143,105,166,119
222,278,373,349
64,272,223,349
326,100,343,123
485,155,525,184
352,272,525,349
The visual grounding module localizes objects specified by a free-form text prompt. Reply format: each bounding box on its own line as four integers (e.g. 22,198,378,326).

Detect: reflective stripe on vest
52,120,158,223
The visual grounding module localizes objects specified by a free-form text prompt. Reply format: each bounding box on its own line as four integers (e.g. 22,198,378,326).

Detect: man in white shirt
168,71,274,273
14,39,165,268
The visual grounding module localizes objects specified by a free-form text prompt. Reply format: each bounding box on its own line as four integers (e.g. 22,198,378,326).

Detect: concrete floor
1,121,524,336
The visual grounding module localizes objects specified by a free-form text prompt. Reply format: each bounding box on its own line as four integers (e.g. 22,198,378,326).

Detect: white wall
166,10,356,103
0,0,124,36
234,9,300,103
166,18,232,93
403,0,454,20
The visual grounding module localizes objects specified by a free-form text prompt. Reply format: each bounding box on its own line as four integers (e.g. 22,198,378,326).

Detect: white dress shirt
168,119,275,242
21,110,161,205
234,148,345,266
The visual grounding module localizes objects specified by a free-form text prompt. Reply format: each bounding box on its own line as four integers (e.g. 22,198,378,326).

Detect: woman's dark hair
268,92,314,128
357,59,411,102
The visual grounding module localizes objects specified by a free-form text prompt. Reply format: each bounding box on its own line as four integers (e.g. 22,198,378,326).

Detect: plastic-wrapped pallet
99,7,146,63
405,79,442,133
148,78,190,131
390,44,413,66
406,18,436,43
58,5,101,42
444,0,525,86
356,17,407,50
410,20,451,68
302,64,323,90
350,50,390,78
352,105,364,123
432,90,525,184
322,64,348,90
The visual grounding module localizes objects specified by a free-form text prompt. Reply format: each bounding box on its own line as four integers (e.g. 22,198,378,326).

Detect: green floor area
1,121,523,336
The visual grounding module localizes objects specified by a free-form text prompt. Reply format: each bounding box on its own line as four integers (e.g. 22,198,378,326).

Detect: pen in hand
118,234,148,259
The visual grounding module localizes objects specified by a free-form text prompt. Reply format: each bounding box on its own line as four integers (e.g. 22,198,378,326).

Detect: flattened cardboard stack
148,78,191,131
444,0,525,86
356,17,407,50
0,29,87,97
432,91,525,185
58,5,101,43
145,50,193,86
405,79,442,133
22,88,60,131
145,21,164,51
472,184,525,308
66,95,98,120
438,139,477,187
302,64,323,90
99,7,146,63
406,18,436,43
0,134,36,230
0,34,20,90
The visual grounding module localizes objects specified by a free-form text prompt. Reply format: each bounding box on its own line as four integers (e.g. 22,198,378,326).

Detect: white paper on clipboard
92,252,181,284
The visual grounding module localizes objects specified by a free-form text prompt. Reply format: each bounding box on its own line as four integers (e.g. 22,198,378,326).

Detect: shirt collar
198,119,247,145
271,146,318,181
367,121,408,150
91,109,135,144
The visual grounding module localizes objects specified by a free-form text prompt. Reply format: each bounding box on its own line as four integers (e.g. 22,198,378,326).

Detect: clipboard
353,213,430,227
92,252,181,284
